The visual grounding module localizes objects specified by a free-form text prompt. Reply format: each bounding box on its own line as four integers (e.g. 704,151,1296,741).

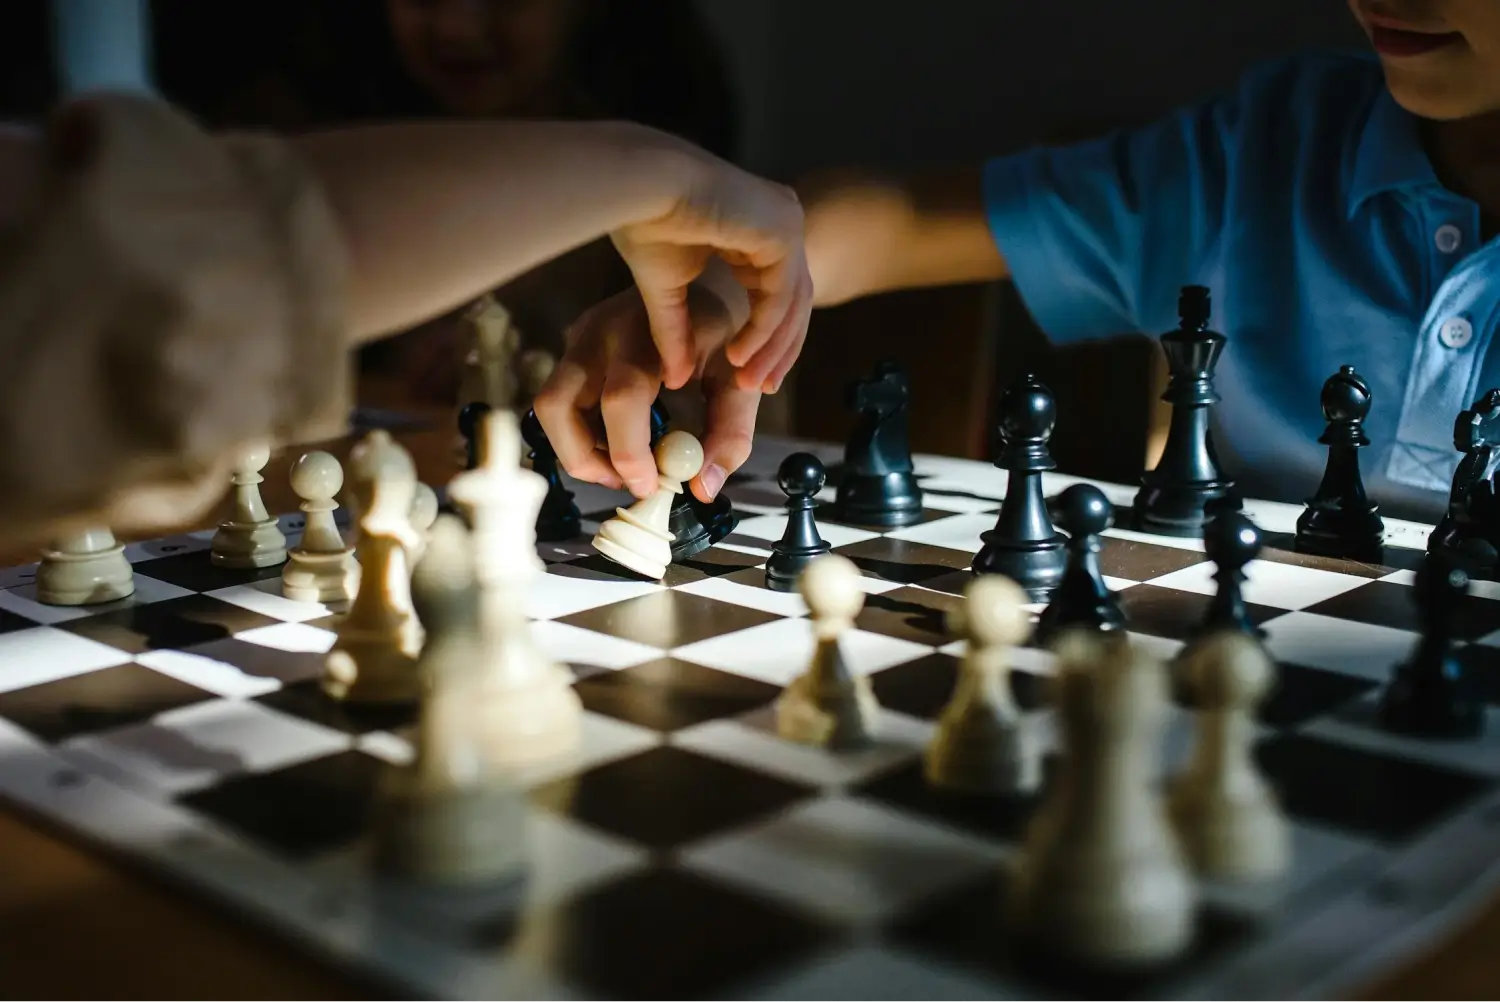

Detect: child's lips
1369,23,1463,57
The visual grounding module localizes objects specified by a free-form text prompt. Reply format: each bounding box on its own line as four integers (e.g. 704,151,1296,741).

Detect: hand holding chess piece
926,574,1041,795
281,450,358,605
592,429,703,580
374,514,529,884
775,554,881,749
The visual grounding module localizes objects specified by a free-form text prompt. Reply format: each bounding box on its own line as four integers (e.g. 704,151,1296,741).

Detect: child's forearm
289,119,710,344
798,165,1010,307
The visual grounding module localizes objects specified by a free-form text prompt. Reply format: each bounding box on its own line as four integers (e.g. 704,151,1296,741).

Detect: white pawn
1168,630,1289,883
281,451,358,605
926,574,1041,795
1010,629,1195,967
324,431,424,704
211,442,288,569
36,527,134,606
775,554,881,749
374,515,528,884
592,429,702,580
407,482,439,564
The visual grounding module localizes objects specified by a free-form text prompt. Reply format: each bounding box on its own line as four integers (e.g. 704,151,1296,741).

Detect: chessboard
0,434,1498,1001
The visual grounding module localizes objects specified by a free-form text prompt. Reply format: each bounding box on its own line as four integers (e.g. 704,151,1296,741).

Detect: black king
1133,285,1236,536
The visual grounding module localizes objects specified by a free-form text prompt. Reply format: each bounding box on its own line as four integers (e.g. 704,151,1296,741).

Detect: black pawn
766,453,834,591
1296,365,1385,560
649,398,738,561
1035,484,1127,644
457,401,493,470
521,409,581,542
1378,558,1484,739
1133,286,1234,536
972,374,1067,601
1199,496,1262,639
834,360,924,527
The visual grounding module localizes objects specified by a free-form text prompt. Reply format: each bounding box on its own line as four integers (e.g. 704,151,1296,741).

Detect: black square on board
870,653,1049,720
128,550,285,593
529,745,815,851
0,663,215,743
885,868,1258,999
856,586,964,646
179,749,390,859
1097,537,1210,582
1256,661,1378,729
1304,580,1500,641
574,657,779,732
558,590,781,651
58,594,281,654
1118,584,1283,643
1255,731,1496,843
852,756,1049,844
476,867,836,999
832,536,970,585
257,679,418,736
0,605,39,634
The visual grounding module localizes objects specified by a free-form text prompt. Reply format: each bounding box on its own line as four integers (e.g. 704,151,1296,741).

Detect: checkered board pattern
2,436,1500,1000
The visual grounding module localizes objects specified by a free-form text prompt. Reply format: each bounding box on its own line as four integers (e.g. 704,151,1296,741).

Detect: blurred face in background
385,0,582,116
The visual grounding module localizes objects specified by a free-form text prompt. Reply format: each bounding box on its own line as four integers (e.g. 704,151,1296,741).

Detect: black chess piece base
1294,504,1384,562
835,472,923,528
669,492,737,562
972,533,1067,603
1378,663,1485,740
1131,480,1233,537
766,539,832,591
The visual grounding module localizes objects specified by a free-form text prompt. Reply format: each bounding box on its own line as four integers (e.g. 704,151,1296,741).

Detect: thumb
693,383,760,503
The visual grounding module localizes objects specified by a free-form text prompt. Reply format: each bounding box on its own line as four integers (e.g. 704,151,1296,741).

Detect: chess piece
211,442,288,568
593,429,702,580
1296,366,1385,560
1133,286,1234,537
516,348,556,415
1199,496,1262,639
448,407,582,765
323,431,424,704
834,360,923,527
1035,484,1126,645
457,401,493,472
1378,558,1485,739
1010,630,1196,966
521,408,581,542
1428,388,1500,579
650,399,737,560
1168,629,1289,882
408,482,439,552
972,374,1067,601
776,554,881,748
766,452,833,592
373,514,529,884
281,450,358,604
925,574,1042,795
35,527,134,605
457,294,520,411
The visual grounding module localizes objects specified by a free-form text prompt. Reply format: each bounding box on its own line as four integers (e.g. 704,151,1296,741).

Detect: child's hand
535,286,759,504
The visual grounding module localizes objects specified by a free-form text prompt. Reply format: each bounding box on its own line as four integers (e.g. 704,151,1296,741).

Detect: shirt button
1439,316,1474,349
1436,224,1463,254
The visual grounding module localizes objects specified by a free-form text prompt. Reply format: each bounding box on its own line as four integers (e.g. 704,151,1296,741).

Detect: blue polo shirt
983,51,1498,524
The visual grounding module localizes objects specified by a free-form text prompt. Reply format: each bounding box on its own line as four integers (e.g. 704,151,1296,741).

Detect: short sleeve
983,92,1239,343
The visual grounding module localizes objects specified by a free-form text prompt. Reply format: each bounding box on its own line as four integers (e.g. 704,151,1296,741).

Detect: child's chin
1381,61,1500,121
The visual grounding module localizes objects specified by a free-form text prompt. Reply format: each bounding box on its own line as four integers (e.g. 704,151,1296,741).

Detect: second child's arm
797,164,1010,307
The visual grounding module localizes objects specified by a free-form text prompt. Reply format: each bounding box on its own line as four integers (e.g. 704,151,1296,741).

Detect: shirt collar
1347,84,1442,219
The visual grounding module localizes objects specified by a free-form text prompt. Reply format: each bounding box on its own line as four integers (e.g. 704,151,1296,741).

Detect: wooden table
0,385,1496,999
